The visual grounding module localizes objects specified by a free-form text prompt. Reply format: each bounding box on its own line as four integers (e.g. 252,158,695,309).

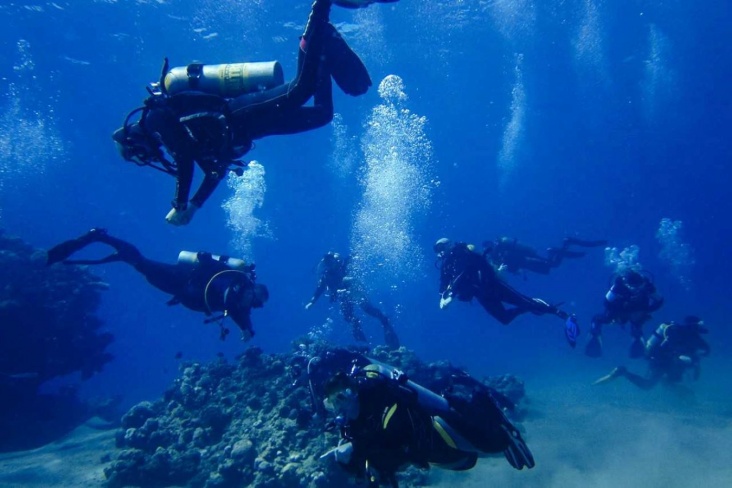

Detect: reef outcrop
0,229,114,451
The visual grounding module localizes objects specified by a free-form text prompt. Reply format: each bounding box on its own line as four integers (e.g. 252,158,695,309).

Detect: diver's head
113,122,158,166
323,371,360,420
320,251,342,271
240,283,269,309
433,238,451,257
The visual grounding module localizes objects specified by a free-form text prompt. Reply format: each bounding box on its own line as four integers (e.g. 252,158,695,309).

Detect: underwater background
0,0,731,486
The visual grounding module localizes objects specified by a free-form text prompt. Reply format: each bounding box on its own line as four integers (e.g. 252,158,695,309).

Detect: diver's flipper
501,424,535,470
323,24,372,96
352,324,368,343
629,339,645,359
592,366,626,385
46,228,107,265
383,323,400,349
564,315,580,348
332,0,399,9
585,335,603,358
564,237,608,248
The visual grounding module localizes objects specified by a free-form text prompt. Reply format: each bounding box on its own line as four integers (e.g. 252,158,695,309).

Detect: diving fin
383,323,400,350
501,423,535,470
46,228,107,266
323,24,371,96
585,335,603,358
592,366,626,385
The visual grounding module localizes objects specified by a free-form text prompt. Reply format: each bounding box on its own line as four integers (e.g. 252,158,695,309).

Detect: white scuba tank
164,61,284,97
178,251,247,270
645,323,669,353
605,285,618,302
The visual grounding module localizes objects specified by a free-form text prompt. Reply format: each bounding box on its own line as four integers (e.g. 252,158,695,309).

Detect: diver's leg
521,257,553,274
585,313,608,357
341,298,367,342
89,233,185,296
563,237,608,248
228,0,333,117
360,299,399,349
628,321,646,358
476,293,525,325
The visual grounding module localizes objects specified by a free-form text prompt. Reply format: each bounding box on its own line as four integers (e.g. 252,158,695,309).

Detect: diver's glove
166,202,199,226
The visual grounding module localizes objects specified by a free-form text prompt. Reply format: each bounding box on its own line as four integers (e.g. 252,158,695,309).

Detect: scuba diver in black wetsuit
46,229,268,340
485,236,607,276
305,252,400,349
307,350,534,487
585,268,664,358
112,0,398,226
433,238,580,348
593,316,710,391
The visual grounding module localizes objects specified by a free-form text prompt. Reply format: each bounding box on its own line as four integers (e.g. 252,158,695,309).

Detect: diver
113,0,398,226
45,229,268,340
305,252,400,349
585,268,664,358
485,236,607,276
313,350,535,487
593,316,710,391
433,238,580,347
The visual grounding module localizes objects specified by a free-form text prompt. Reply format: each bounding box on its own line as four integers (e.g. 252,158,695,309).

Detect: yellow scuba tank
178,251,247,270
164,61,284,97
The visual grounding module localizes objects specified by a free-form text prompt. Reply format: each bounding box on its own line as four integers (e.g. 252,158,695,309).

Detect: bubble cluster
655,218,694,288
328,113,358,179
0,40,66,220
349,75,435,289
222,161,272,260
604,244,642,274
642,24,676,121
307,317,334,343
497,54,526,189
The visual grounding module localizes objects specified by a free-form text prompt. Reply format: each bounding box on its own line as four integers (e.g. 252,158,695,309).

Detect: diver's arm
309,278,328,305
172,157,195,210
189,166,225,208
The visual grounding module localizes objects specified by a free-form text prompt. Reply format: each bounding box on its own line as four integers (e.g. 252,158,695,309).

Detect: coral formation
0,229,114,451
105,341,527,488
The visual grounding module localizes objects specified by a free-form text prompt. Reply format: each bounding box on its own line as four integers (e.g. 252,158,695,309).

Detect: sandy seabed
1,381,730,488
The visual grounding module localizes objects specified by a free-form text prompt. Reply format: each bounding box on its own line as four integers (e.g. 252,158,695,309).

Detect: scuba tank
178,251,247,270
605,284,619,302
164,61,284,97
645,323,669,354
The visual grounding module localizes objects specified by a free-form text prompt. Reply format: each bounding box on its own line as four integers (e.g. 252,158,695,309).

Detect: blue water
1,0,730,444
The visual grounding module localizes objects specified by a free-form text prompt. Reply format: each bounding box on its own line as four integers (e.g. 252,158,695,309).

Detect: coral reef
105,341,527,488
0,229,114,451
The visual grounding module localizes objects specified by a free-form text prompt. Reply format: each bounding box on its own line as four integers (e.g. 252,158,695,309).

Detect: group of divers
42,0,711,486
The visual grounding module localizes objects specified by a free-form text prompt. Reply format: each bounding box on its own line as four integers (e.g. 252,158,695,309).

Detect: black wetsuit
488,236,606,276
331,361,533,486
124,0,367,211
590,272,664,343
617,322,710,390
439,243,564,324
46,230,258,335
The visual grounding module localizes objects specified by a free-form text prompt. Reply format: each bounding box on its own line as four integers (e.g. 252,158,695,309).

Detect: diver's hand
439,292,453,309
305,301,314,311
678,355,693,365
165,203,199,226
